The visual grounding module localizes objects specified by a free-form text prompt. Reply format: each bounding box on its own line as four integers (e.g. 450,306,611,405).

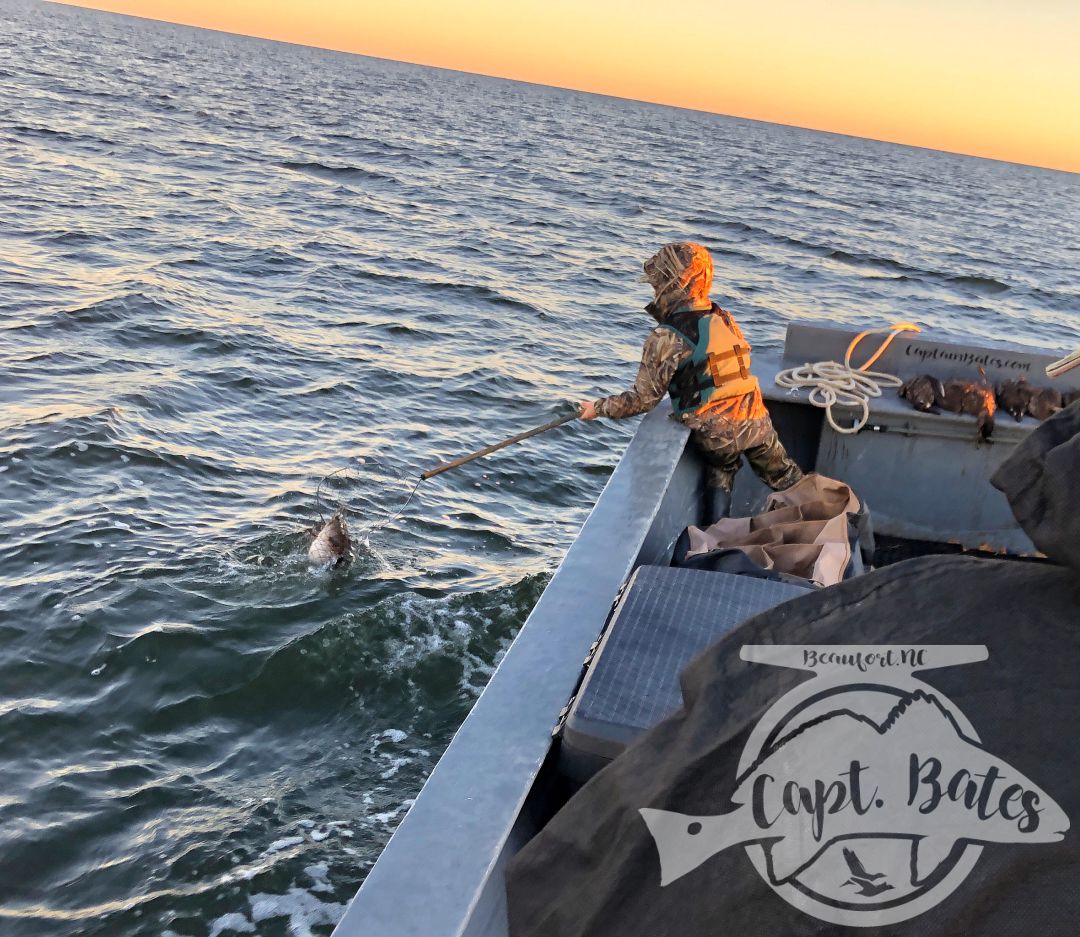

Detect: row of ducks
898,373,1079,441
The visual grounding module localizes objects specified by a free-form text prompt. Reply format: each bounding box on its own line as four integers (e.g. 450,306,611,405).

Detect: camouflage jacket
593,312,767,424
593,327,690,419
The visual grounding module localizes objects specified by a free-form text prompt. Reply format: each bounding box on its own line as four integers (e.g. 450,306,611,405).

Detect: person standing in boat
579,241,802,521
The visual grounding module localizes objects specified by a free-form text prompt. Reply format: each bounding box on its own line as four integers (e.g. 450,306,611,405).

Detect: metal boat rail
332,405,699,937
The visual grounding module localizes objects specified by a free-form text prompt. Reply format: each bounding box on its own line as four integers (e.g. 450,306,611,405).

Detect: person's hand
578,400,599,420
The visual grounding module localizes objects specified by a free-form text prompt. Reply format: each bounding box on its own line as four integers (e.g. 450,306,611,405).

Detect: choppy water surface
1,1,1078,934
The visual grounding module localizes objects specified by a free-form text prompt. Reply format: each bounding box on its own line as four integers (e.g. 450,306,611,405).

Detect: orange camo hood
642,242,713,319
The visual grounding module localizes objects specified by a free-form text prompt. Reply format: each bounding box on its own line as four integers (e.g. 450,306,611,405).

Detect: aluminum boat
331,322,1074,937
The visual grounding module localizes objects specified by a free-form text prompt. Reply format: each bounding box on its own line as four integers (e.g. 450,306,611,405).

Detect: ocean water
1,1,1079,934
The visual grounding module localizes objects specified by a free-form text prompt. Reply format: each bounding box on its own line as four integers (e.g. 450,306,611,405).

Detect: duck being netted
301,408,581,567
305,458,421,568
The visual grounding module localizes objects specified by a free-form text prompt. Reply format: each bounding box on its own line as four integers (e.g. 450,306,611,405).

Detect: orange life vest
661,304,759,417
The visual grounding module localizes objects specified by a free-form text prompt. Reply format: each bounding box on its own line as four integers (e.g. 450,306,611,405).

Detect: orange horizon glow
50,0,1080,175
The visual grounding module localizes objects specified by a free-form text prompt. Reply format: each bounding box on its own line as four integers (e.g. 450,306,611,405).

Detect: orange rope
845,322,922,372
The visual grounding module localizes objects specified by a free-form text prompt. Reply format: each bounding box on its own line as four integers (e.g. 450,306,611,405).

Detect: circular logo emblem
737,671,982,926
640,646,1069,928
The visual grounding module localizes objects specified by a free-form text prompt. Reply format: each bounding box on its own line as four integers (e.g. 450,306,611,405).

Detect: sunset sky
54,0,1079,174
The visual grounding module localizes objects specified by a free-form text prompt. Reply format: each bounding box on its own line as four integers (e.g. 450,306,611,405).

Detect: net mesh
313,457,423,536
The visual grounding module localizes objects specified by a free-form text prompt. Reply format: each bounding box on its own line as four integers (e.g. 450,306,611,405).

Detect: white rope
774,325,918,434
775,361,903,434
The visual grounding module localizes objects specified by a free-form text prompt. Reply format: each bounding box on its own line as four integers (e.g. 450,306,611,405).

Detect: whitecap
208,912,255,937
265,835,304,853
248,885,344,937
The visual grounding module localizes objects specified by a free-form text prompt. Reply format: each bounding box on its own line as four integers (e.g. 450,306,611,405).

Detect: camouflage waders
683,412,803,494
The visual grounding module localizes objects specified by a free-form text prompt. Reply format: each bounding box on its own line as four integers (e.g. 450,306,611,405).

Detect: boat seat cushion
558,565,812,785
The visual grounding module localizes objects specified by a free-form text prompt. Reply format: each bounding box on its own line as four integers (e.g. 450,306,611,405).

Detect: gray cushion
560,565,811,780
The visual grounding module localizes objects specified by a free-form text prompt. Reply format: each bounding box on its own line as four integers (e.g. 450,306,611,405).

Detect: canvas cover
681,473,862,586
507,403,1080,937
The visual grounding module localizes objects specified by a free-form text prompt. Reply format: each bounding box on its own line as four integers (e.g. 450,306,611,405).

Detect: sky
54,0,1080,174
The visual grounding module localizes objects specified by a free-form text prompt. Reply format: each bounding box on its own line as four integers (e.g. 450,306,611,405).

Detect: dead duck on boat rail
898,368,996,441
993,378,1071,423
1028,386,1064,421
898,374,945,413
996,377,1035,422
936,371,996,442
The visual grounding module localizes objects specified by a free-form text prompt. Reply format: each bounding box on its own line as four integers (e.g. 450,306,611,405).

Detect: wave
319,264,543,315
10,123,116,150
826,248,919,275
38,230,113,247
826,250,1012,294
0,402,124,438
689,222,1016,300
423,280,541,314
11,123,80,142
710,244,763,264
277,378,358,399
278,159,399,186
2,424,242,481
235,246,310,274
1029,286,1080,311
945,274,1011,294
696,219,757,235
699,223,920,284
132,572,547,739
53,294,261,357
60,291,174,325
8,349,87,368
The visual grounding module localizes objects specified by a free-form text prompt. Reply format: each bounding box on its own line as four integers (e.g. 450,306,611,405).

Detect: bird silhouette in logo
840,847,894,897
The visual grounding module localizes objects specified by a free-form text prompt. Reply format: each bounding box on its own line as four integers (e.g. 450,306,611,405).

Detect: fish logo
640,645,1070,927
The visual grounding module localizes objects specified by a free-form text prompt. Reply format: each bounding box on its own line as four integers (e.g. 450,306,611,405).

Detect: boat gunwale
331,404,696,937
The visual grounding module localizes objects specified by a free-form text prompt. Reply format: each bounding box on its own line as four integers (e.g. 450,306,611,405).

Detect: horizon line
45,0,1079,178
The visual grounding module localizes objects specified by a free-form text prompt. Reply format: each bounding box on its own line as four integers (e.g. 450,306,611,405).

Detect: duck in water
307,510,353,567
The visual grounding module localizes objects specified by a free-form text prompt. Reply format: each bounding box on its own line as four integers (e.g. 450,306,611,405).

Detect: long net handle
421,412,579,481
1047,348,1080,379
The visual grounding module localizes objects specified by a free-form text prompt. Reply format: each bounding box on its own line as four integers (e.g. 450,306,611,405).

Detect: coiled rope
774,323,922,434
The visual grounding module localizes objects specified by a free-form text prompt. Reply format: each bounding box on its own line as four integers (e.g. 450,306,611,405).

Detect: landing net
313,457,423,537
